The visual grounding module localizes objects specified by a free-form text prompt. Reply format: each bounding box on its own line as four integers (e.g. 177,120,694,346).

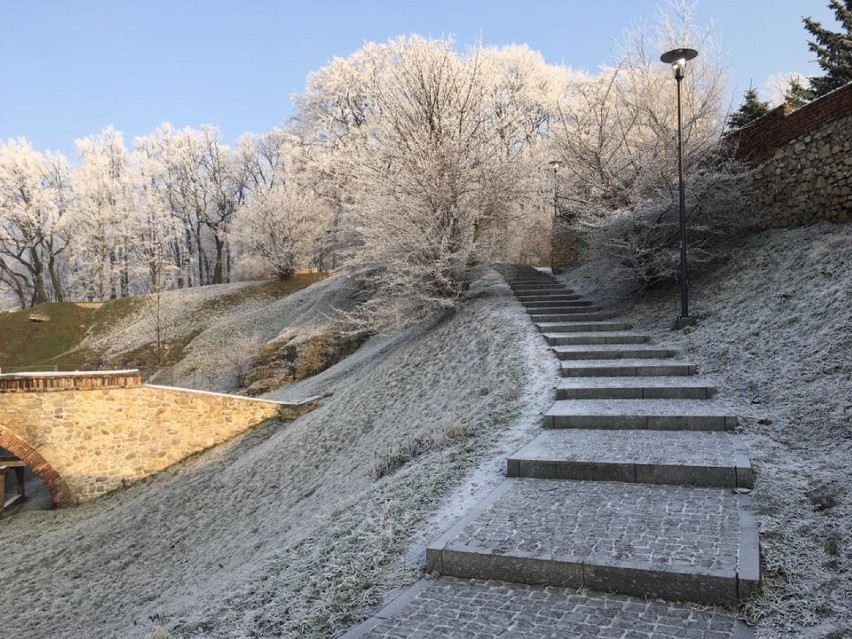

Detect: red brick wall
726,83,852,164
0,430,74,507
0,371,141,393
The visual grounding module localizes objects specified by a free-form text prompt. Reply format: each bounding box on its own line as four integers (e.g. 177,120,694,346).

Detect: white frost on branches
0,6,738,318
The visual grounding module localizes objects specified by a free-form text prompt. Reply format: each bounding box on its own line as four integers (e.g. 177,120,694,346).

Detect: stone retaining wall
726,83,852,227
0,372,313,505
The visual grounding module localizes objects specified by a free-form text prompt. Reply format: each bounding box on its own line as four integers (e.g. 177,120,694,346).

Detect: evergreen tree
727,87,771,129
784,76,815,108
802,0,852,98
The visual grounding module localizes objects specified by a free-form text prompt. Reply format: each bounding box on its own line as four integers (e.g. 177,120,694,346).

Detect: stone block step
557,377,717,399
537,321,632,333
527,306,604,315
512,284,575,295
561,359,696,376
508,279,556,285
522,299,595,309
507,430,753,488
530,311,616,323
342,576,754,638
544,399,738,431
511,285,561,291
544,331,649,345
425,479,760,605
516,293,584,302
552,345,677,360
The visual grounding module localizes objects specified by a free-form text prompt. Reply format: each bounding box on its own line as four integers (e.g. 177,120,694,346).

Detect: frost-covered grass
0,269,556,638
75,273,333,388
561,222,852,638
6,224,846,638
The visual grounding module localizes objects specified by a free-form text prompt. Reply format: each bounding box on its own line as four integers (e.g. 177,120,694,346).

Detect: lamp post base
673,316,697,330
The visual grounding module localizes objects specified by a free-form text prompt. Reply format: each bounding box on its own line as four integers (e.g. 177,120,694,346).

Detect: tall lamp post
548,160,561,218
660,47,697,328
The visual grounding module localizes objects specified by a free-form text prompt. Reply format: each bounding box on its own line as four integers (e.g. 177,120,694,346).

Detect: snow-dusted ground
3,224,847,638
170,274,362,391
560,222,852,638
79,275,363,391
80,280,261,358
0,269,557,638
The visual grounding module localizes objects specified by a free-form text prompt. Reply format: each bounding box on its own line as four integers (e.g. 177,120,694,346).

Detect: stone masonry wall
0,372,308,505
743,113,852,226
726,83,852,226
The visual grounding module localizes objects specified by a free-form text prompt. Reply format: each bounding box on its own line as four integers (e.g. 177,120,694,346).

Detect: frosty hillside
2,2,852,638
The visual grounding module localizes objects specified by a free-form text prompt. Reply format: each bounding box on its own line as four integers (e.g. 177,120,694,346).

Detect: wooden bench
0,457,26,514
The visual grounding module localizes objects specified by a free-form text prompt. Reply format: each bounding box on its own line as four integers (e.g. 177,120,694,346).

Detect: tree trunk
47,252,64,303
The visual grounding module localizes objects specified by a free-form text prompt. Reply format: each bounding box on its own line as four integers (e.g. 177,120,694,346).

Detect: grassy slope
0,274,328,373
0,270,551,639
0,302,105,371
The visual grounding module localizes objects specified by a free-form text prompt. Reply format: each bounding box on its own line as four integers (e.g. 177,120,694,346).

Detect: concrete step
537,321,632,333
544,399,738,431
561,359,697,376
342,575,754,638
522,300,595,309
552,345,677,360
508,279,556,285
507,429,753,488
527,306,604,315
557,377,717,399
512,284,576,295
426,478,760,605
513,288,583,302
544,331,649,345
530,311,617,323
516,293,584,302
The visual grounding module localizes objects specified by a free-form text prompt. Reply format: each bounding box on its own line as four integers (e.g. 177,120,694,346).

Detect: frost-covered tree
230,182,332,280
293,37,560,326
234,129,290,193
134,124,239,287
0,140,71,307
549,2,741,287
551,1,727,218
69,127,136,300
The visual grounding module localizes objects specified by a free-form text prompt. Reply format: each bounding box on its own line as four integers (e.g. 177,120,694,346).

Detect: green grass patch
0,303,100,372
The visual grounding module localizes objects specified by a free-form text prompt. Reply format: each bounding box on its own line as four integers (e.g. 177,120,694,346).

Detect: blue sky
0,0,835,156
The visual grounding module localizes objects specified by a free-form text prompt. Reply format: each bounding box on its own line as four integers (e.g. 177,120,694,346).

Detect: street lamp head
660,48,698,80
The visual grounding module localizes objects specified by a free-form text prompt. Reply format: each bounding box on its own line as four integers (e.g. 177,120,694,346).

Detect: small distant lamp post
548,160,561,218
660,47,697,328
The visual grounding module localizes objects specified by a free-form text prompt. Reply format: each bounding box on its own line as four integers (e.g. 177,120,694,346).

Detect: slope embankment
563,222,852,638
0,269,555,638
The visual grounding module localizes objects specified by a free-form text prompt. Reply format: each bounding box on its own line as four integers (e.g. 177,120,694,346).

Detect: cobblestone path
344,267,758,638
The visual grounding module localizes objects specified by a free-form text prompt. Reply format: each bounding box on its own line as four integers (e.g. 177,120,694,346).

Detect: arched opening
0,429,74,509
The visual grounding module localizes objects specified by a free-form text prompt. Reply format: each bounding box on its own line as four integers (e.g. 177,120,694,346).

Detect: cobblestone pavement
361,577,750,639
345,270,754,637
545,399,736,418
453,480,741,572
512,430,742,467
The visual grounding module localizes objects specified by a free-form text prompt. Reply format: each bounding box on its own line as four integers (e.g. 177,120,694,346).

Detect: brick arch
0,428,74,508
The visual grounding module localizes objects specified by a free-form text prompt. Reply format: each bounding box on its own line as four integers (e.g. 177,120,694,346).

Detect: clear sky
0,0,835,156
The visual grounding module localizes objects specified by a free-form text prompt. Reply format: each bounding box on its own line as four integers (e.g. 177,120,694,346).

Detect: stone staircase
344,267,758,638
